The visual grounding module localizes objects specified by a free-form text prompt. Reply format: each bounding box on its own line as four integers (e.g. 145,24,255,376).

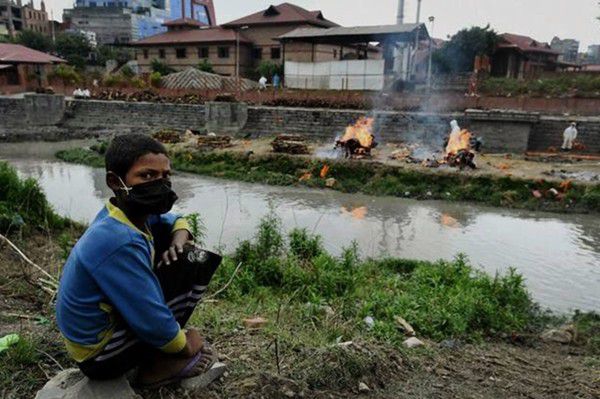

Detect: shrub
49,65,82,86
150,59,174,75
149,71,162,88
102,74,126,88
197,59,214,73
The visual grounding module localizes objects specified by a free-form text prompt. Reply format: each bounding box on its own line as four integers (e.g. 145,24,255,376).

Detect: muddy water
2,155,599,313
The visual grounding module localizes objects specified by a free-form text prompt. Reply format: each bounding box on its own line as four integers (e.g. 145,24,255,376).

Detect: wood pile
152,129,182,144
197,135,233,149
271,135,310,155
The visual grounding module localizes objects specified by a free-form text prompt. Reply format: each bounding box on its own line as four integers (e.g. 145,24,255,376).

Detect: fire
445,129,472,156
340,117,375,149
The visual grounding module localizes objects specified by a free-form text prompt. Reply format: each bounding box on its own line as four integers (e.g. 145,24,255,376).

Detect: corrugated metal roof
278,24,425,41
161,67,258,91
0,44,65,64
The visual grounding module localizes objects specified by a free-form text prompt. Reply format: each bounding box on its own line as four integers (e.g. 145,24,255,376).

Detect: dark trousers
78,236,221,380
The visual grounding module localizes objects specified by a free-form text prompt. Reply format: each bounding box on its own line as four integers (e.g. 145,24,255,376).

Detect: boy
56,134,221,387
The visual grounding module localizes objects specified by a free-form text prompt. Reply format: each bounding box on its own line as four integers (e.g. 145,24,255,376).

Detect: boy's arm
149,213,191,234
92,242,187,354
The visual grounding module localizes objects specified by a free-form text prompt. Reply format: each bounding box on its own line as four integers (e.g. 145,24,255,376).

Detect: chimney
396,0,405,25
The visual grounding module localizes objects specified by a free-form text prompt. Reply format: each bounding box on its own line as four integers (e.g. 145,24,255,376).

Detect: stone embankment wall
1,95,599,153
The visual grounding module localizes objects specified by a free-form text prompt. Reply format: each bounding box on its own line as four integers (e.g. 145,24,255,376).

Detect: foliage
48,64,82,86
434,25,499,74
92,45,133,67
54,32,93,70
197,58,214,73
102,74,127,88
120,64,135,78
185,212,207,246
149,71,162,88
480,74,600,98
257,60,284,78
0,162,67,233
573,311,600,354
150,59,175,75
14,29,53,52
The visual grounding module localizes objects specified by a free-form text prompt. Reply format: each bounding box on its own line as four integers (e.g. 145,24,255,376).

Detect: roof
277,24,429,44
163,18,206,28
132,26,252,46
222,3,337,28
0,44,65,64
161,67,258,91
498,33,560,55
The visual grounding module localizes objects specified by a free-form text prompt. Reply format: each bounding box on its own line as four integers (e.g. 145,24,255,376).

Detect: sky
44,0,600,49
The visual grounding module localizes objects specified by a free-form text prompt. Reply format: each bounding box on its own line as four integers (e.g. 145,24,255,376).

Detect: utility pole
396,0,404,24
50,9,56,44
416,0,422,24
181,0,185,19
427,16,435,92
7,0,15,38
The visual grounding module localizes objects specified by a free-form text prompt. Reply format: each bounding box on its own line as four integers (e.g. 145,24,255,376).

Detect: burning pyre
444,127,477,170
335,117,378,158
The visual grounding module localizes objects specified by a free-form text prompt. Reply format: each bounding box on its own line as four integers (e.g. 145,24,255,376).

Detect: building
0,43,64,87
21,0,48,35
133,19,253,76
587,45,600,64
63,0,216,45
132,3,340,77
221,3,338,67
491,33,560,79
550,36,579,63
0,0,23,37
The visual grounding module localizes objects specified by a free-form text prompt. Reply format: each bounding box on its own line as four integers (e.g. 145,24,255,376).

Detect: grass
0,161,70,233
56,146,600,214
480,75,600,98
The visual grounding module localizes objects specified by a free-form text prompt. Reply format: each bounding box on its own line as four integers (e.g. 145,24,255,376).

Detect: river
1,151,599,313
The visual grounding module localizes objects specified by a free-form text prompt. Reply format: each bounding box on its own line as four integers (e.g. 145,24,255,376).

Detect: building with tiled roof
0,43,64,87
132,3,342,77
491,33,561,78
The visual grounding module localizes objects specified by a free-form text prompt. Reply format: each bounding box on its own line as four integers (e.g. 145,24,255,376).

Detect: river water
2,154,599,313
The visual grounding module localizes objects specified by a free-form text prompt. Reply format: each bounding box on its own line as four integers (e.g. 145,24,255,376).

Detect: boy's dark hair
105,134,168,178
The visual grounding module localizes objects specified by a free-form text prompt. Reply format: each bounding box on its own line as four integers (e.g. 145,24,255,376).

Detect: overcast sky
45,0,600,49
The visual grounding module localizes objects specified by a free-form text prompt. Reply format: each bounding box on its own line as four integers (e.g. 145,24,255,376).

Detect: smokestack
396,0,404,25
416,0,422,23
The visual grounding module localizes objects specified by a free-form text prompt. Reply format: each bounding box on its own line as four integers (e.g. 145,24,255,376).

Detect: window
198,47,209,58
176,48,187,58
252,48,262,60
159,49,165,58
143,49,148,59
218,47,230,58
271,47,281,60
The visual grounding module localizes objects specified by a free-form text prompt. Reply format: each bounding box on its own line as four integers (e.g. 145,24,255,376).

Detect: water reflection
4,158,600,313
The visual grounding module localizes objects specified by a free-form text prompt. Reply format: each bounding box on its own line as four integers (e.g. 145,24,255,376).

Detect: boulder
35,369,140,399
358,382,371,393
402,337,425,349
541,324,577,344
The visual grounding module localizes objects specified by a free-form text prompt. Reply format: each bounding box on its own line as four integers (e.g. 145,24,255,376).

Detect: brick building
0,0,23,37
22,0,48,35
491,33,561,79
132,2,340,77
0,43,64,88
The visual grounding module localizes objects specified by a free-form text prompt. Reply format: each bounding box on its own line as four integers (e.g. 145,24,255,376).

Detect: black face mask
116,177,178,215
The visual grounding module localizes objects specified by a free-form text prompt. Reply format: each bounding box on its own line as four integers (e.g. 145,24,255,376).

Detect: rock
180,362,227,391
394,316,415,337
363,316,375,329
358,382,371,393
320,305,335,317
439,339,462,349
243,317,268,329
325,178,337,188
541,324,577,344
35,368,140,399
402,337,425,349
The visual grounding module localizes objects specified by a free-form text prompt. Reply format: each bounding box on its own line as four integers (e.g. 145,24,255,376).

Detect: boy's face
107,152,171,191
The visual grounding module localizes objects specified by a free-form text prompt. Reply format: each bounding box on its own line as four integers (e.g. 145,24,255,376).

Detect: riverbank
56,143,600,214
1,160,599,398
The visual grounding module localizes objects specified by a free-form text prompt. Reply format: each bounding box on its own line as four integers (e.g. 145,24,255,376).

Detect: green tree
14,29,53,52
196,58,214,73
433,25,499,74
55,32,92,70
150,59,175,75
257,60,283,78
92,45,133,67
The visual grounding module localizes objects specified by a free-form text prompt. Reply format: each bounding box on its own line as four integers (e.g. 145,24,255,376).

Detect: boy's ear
106,172,122,192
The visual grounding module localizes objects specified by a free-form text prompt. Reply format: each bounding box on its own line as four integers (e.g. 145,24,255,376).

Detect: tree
257,60,283,78
55,32,93,70
14,29,53,52
92,45,133,67
196,58,214,73
433,25,499,74
150,59,175,75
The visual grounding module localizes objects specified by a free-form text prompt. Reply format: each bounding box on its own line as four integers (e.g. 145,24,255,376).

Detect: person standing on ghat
562,122,578,151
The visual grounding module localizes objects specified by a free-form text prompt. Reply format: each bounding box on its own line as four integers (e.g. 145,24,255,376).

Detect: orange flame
340,117,375,148
445,129,472,156
320,165,330,178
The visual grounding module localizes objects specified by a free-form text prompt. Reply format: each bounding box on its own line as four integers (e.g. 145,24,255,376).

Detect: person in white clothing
258,76,267,90
562,122,578,151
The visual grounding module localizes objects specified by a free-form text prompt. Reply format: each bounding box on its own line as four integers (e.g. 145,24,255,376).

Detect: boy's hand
159,230,192,267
